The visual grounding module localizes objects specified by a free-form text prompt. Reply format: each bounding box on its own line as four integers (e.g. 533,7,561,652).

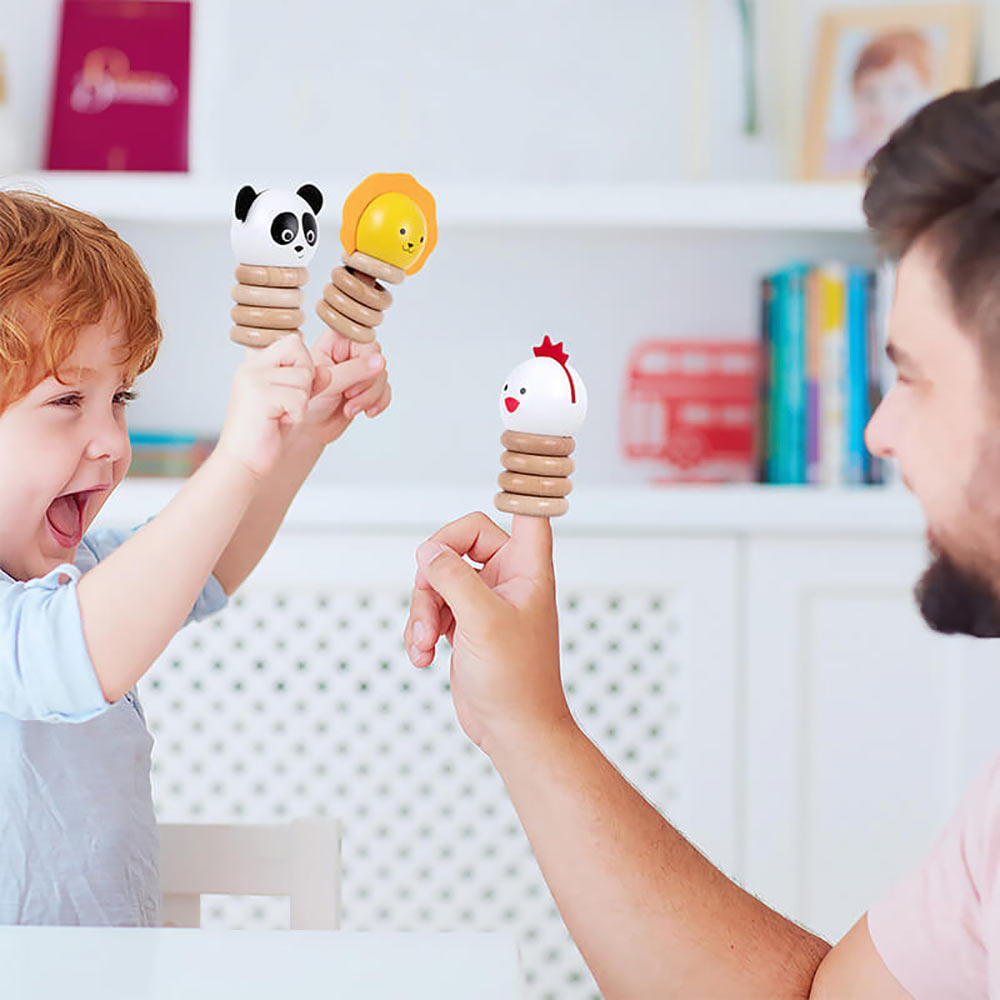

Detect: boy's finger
332,332,352,364
311,327,336,362
326,354,385,396
366,383,392,417
416,512,509,571
268,365,314,391
262,333,313,368
344,375,388,419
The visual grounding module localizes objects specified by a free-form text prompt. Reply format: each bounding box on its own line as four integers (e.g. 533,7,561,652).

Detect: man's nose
864,393,894,459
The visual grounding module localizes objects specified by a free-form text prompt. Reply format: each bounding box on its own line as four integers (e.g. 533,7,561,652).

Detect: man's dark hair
863,80,1000,353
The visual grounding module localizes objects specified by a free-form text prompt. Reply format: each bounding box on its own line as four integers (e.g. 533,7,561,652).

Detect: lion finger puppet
495,337,588,518
315,173,437,344
230,184,323,347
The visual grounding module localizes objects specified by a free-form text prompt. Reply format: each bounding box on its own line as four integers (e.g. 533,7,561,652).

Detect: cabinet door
142,528,739,1000
744,535,1000,942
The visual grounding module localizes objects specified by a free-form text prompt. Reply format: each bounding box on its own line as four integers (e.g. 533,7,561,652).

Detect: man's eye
114,389,138,406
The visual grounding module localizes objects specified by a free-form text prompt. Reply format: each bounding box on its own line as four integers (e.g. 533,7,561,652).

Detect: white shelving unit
3,171,868,231
97,479,922,536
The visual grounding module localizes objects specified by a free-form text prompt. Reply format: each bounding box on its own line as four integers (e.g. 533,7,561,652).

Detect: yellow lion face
355,192,428,270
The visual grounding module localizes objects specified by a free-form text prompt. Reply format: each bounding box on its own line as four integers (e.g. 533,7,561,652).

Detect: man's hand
404,511,571,755
300,329,391,445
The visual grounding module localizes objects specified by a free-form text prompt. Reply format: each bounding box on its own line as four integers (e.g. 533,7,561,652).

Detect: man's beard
916,542,1000,637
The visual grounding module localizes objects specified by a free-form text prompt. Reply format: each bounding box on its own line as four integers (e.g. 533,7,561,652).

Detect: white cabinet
743,535,1000,942
97,482,1000,996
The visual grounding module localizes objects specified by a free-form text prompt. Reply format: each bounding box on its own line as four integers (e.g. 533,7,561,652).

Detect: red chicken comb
532,335,576,403
533,335,569,366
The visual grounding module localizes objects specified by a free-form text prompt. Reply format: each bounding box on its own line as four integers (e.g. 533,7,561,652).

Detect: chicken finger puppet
315,173,437,344
229,184,323,347
496,337,589,518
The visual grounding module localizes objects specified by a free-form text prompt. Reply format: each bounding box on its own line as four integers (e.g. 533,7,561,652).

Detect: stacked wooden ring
316,252,403,344
231,265,308,348
495,430,575,518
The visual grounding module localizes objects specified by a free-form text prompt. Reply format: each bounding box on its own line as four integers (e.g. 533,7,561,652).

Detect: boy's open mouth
46,488,104,549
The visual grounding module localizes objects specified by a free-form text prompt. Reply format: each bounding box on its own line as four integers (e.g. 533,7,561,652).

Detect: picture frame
803,4,976,181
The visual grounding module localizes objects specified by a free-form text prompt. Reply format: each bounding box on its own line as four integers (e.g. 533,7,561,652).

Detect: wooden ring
500,451,575,477
232,284,303,308
501,431,575,457
322,282,383,327
230,326,301,348
231,305,303,330
330,266,393,310
495,492,569,518
498,471,572,498
342,251,406,286
234,264,308,287
315,300,376,343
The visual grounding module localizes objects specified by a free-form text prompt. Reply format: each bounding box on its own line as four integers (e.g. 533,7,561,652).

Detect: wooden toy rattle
315,173,437,344
495,337,588,518
229,184,323,347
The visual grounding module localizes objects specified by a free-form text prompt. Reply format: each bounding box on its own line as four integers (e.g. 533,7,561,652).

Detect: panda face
230,184,323,267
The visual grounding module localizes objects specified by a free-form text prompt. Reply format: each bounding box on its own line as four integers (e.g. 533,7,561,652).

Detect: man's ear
234,185,259,222
297,184,323,215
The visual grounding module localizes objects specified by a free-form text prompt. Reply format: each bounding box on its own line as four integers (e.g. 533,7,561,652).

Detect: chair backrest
159,818,341,930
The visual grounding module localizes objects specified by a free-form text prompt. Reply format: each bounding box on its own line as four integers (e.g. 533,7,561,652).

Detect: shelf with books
96,481,923,537
2,173,869,232
758,260,892,487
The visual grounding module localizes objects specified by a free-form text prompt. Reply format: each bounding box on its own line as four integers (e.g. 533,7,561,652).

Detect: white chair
159,818,341,930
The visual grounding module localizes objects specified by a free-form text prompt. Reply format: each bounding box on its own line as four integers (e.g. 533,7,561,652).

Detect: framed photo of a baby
803,4,976,180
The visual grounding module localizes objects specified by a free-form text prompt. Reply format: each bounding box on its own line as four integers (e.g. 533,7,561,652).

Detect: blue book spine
767,271,785,482
845,268,869,484
783,265,809,484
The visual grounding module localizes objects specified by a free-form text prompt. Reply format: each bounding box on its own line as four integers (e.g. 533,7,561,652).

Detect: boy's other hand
301,329,390,444
217,334,315,480
404,512,572,756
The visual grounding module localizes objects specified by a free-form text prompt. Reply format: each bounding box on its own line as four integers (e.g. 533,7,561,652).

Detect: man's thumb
420,545,499,630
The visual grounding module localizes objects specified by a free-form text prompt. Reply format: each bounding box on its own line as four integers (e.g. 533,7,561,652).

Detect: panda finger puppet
315,172,437,344
230,184,323,348
495,336,588,518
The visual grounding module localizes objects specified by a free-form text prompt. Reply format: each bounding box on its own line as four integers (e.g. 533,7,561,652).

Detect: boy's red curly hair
0,190,161,411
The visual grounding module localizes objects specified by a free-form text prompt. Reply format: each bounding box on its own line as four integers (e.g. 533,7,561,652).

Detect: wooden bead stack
230,265,308,348
315,253,401,345
495,430,575,518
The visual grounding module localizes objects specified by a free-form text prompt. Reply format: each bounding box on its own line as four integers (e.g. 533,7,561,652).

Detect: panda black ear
234,185,258,222
297,184,323,215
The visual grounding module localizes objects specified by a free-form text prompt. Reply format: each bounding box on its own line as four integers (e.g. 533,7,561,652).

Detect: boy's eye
52,393,83,408
114,389,138,406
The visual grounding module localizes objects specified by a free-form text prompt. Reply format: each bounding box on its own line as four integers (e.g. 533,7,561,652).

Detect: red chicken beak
505,397,520,413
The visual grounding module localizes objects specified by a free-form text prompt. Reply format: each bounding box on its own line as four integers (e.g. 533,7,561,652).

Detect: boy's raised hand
301,328,390,444
217,334,316,481
404,512,572,755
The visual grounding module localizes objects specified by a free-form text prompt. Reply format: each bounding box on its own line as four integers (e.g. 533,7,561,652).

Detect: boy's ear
234,185,259,222
297,184,323,215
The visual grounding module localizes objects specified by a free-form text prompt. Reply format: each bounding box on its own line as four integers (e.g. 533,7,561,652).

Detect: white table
3,927,520,999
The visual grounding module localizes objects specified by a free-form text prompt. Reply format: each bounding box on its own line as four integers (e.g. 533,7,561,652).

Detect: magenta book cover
46,0,191,171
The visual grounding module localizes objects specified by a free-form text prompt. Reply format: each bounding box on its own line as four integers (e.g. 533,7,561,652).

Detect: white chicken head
499,336,588,437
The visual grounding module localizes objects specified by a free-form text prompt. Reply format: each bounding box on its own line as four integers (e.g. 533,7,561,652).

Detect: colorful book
845,267,870,485
817,264,846,486
805,269,821,484
758,276,773,483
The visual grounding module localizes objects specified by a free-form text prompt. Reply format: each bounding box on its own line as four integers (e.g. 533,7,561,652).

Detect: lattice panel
141,583,683,1000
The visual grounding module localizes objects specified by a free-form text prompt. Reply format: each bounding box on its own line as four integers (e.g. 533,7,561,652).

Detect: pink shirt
869,754,1000,998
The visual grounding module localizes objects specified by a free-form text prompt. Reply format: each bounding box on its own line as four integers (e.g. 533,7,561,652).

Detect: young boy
0,190,389,925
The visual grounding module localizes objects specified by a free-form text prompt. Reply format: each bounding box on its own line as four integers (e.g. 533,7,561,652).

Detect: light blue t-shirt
0,527,227,926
